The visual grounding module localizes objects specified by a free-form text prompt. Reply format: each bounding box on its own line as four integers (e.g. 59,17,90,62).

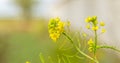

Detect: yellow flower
50,33,60,42
85,17,92,23
58,21,65,28
93,20,98,25
85,16,97,23
48,29,54,33
55,17,60,22
26,61,30,63
88,38,94,46
88,38,94,52
48,17,65,42
101,28,106,33
86,24,90,29
88,47,93,52
100,21,105,26
92,16,97,20
92,26,99,31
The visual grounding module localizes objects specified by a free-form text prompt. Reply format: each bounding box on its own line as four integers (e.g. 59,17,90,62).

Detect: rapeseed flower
26,61,30,63
85,16,92,23
88,47,93,52
85,16,98,30
48,17,65,42
88,38,94,52
86,24,90,29
85,16,97,23
92,26,99,31
88,38,94,46
85,16,106,33
100,21,105,26
101,28,106,33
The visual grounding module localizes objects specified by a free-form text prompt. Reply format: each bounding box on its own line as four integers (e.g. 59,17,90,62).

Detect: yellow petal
26,61,30,63
85,17,92,23
88,38,94,46
101,28,106,33
100,21,105,26
86,24,90,29
92,26,98,31
88,47,93,52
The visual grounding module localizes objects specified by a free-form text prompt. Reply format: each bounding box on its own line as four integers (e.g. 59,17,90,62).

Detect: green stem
94,31,97,54
57,55,61,63
94,31,98,63
75,46,99,63
48,56,54,63
40,53,45,63
62,32,99,63
62,32,73,44
98,46,120,52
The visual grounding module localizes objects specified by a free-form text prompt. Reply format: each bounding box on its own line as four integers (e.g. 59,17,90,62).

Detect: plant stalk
63,32,99,63
94,31,98,63
98,46,120,52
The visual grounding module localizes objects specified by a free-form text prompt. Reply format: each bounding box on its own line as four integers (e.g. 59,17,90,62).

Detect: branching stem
63,32,99,63
98,46,120,52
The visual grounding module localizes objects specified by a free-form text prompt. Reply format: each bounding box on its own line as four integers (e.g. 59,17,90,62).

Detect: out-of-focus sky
0,0,57,17
0,0,18,17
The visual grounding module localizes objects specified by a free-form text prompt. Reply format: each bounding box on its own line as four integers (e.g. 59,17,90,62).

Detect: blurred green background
0,0,120,63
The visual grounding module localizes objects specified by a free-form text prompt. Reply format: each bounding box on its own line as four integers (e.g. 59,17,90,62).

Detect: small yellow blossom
88,38,94,46
85,17,92,23
88,38,94,52
85,16,97,23
58,21,65,29
93,16,97,20
92,26,99,31
93,20,98,25
86,24,90,29
88,47,93,52
50,33,60,41
26,61,30,63
55,17,60,22
101,28,106,33
92,16,97,20
48,17,65,42
100,21,105,26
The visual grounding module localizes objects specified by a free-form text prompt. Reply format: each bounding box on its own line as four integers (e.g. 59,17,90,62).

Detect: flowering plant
39,16,120,63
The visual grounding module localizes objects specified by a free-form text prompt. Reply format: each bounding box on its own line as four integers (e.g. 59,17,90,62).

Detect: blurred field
0,19,47,33
0,19,50,63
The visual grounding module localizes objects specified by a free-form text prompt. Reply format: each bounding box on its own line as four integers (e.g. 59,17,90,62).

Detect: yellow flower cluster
88,38,94,52
48,17,65,42
85,16,106,33
26,61,30,63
